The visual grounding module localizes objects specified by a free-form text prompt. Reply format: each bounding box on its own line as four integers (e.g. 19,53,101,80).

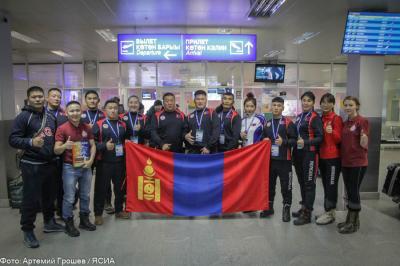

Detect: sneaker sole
24,241,39,248
316,219,335,225
79,225,96,231
65,231,80,237
43,229,65,233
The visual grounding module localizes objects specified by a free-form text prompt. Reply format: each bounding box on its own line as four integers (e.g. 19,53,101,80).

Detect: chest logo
81,113,86,118
103,124,109,129
160,115,165,120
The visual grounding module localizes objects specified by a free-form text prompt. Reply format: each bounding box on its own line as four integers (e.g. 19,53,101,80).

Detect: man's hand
83,159,94,169
106,138,115,151
32,135,45,148
325,121,333,134
360,129,368,149
185,130,195,145
162,143,171,151
297,137,304,148
240,131,247,140
275,135,283,146
200,147,210,154
64,136,74,150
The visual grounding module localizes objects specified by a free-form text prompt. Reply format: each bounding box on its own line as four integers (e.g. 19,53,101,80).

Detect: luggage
382,163,400,202
7,171,23,209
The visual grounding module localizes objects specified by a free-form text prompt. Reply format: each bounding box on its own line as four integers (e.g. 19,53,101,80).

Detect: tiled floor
0,148,399,266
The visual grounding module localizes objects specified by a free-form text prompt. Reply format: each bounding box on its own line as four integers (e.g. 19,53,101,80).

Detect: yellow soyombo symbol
138,158,161,202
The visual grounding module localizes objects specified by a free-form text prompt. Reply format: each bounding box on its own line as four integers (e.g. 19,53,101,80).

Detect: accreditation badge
115,144,124,157
219,134,225,145
195,130,204,142
271,144,280,157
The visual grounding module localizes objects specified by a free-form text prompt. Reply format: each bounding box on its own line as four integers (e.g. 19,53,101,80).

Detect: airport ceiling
1,0,400,64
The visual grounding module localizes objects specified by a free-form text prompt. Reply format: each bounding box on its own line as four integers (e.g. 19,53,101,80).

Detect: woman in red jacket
316,93,343,225
339,96,369,234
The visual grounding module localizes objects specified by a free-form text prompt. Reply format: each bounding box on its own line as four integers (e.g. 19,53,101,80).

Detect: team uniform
92,118,128,216
341,115,369,211
81,109,106,126
216,106,241,152
241,114,265,147
263,117,297,213
185,107,220,153
150,109,187,153
319,111,343,213
120,112,149,144
293,111,323,215
9,106,60,233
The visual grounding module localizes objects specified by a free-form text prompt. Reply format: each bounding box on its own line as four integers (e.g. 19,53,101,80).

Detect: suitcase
382,164,400,198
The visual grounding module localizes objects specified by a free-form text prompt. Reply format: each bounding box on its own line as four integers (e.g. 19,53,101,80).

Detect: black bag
7,172,23,209
382,164,400,199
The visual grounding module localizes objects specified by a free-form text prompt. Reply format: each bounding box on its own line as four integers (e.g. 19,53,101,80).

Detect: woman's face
320,99,334,114
244,101,256,116
343,99,358,117
128,97,140,112
301,96,314,112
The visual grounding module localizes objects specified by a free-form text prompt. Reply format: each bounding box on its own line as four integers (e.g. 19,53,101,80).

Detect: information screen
342,12,400,55
118,34,256,61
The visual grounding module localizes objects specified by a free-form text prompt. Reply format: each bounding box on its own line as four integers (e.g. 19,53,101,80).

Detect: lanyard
195,108,206,129
220,109,232,130
128,112,139,131
297,111,311,135
244,115,256,133
106,119,120,139
87,110,99,124
272,117,283,140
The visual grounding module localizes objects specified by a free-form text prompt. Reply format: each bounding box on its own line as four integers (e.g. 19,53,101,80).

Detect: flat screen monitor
254,64,285,83
342,12,400,55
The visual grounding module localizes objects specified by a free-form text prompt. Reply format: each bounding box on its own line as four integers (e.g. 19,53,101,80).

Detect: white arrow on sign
244,41,253,54
164,51,177,60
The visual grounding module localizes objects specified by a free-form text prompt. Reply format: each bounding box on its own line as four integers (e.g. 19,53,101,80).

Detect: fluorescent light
51,50,72,57
292,32,320,45
263,49,285,57
218,28,232,34
95,29,117,42
247,0,286,18
11,31,39,43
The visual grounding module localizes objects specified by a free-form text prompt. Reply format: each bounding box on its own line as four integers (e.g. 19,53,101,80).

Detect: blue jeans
62,163,92,219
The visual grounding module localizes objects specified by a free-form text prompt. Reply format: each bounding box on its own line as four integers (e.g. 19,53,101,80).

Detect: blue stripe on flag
173,153,224,216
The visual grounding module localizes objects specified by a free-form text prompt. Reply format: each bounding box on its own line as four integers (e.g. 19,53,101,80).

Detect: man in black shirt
262,97,297,222
150,93,187,153
185,90,220,154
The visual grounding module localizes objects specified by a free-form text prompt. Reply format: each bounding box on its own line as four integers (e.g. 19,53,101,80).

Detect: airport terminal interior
0,0,400,265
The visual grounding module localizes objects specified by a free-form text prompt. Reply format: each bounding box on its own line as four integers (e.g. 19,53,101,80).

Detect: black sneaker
79,213,96,231
23,231,39,248
104,203,115,215
260,209,274,218
43,218,65,233
292,206,304,218
293,209,311,226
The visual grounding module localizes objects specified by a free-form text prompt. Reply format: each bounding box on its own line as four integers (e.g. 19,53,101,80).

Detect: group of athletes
9,86,369,248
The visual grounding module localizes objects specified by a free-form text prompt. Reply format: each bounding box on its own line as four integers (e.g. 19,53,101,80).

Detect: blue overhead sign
118,34,256,61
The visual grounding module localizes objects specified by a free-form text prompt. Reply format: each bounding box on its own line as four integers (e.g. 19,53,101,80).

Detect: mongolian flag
125,140,270,216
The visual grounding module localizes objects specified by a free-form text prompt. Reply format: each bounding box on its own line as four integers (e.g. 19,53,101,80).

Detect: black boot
64,217,80,237
293,209,311,226
43,218,65,233
282,204,291,222
79,213,96,231
260,202,274,218
292,205,305,218
23,231,39,248
338,211,359,234
337,211,350,229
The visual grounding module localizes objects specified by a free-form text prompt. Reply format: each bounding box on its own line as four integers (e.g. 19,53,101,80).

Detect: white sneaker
316,210,335,225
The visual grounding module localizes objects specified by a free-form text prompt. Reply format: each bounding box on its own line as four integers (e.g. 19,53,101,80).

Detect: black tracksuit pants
293,151,318,211
342,166,367,211
94,161,125,215
269,160,292,207
20,162,56,232
319,158,341,211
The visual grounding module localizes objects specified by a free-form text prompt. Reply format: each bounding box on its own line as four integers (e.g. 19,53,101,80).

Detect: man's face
28,91,45,110
67,103,82,123
194,94,207,109
154,105,163,112
222,95,234,110
163,95,176,112
47,90,61,109
105,103,119,119
271,102,284,116
85,93,100,109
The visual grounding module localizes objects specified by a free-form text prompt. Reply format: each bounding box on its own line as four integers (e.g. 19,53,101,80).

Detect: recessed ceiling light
95,29,117,42
11,31,39,43
263,49,285,57
218,28,232,34
51,50,72,57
